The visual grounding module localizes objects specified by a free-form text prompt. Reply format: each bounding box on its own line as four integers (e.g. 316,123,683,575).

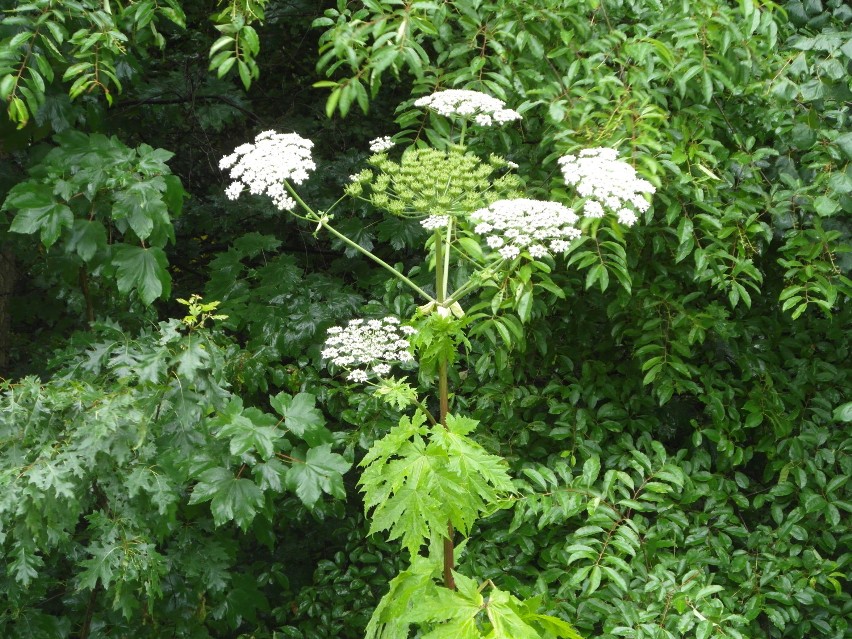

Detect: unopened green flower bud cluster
346,146,522,224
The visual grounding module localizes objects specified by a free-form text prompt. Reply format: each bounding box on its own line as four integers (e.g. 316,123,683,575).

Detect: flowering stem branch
444,257,507,305
284,182,436,303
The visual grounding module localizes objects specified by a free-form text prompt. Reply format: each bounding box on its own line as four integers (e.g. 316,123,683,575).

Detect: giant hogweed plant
220,89,655,638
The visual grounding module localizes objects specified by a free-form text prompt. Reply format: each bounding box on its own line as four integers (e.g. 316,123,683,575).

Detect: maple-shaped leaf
360,410,428,468
66,219,107,262
512,594,584,639
359,415,446,556
5,183,73,247
525,614,584,639
270,392,333,446
113,179,168,241
484,587,540,639
125,465,179,515
253,458,288,492
410,572,485,639
173,337,211,380
212,399,282,460
188,467,264,530
284,444,350,508
422,619,483,639
365,556,440,639
359,411,514,554
370,484,447,557
430,414,515,530
135,143,175,175
409,571,485,623
112,243,171,305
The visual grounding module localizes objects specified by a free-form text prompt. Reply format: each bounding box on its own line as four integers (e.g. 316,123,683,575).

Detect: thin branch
114,94,261,122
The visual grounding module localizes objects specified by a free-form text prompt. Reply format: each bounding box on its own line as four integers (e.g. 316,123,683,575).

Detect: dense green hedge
1,0,849,637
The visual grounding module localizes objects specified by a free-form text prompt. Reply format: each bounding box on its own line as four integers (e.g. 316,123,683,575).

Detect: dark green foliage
0,317,352,636
1,0,850,637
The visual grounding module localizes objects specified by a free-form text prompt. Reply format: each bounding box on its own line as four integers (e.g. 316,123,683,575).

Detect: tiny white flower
472,199,581,263
584,200,605,218
421,215,450,230
617,208,638,226
550,239,570,253
506,161,519,169
323,316,416,382
558,148,654,226
414,89,522,126
225,182,243,200
369,136,395,153
499,245,520,260
528,244,549,258
220,131,315,211
348,370,369,383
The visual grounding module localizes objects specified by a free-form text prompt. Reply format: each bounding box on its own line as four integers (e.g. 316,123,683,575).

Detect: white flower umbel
472,199,581,259
369,136,395,153
322,317,416,381
220,130,315,211
414,89,521,125
421,215,450,230
557,148,655,226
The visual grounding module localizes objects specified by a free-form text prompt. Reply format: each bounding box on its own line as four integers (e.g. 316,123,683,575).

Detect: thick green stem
321,220,436,303
434,229,456,590
284,182,436,303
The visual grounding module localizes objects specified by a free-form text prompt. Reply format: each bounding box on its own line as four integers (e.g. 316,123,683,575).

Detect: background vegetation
1,0,850,638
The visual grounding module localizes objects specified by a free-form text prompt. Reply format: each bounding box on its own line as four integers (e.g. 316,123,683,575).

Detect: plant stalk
79,265,94,325
434,228,456,590
284,182,436,303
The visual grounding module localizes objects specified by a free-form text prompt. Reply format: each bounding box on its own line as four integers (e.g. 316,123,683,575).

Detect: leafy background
0,0,850,638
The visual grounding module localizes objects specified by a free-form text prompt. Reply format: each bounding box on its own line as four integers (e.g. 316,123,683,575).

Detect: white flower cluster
421,215,450,230
321,317,416,382
369,136,395,153
557,148,655,226
472,199,581,260
414,90,521,125
220,131,315,211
